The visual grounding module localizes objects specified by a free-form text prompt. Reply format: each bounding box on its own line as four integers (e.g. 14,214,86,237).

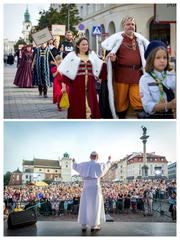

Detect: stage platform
4,220,176,236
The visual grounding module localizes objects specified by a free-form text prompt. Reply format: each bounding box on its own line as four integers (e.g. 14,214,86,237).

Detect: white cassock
73,159,112,227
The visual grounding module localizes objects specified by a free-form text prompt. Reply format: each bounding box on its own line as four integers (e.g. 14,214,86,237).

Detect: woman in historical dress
58,37,107,119
13,45,33,88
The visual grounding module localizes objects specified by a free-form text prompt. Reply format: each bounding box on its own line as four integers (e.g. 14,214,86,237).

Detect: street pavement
4,64,136,119
4,64,67,119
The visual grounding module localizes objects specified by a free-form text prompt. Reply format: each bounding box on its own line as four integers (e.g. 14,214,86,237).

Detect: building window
55,170,58,173
16,175,19,180
47,170,50,172
39,169,42,171
26,175,28,179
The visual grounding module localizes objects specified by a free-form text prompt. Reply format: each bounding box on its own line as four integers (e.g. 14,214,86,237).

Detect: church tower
60,153,73,182
22,6,32,43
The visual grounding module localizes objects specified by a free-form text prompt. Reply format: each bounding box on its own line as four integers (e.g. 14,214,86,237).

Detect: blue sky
4,121,176,173
4,3,50,41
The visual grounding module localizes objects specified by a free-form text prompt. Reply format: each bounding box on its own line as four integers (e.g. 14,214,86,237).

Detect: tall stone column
140,126,149,178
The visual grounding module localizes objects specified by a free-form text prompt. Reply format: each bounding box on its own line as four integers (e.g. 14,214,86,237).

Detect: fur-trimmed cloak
101,32,149,118
58,51,107,119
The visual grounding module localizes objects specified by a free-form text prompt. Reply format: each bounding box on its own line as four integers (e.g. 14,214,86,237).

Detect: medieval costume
58,51,107,119
51,64,69,109
73,156,112,229
34,46,51,97
32,47,38,86
48,45,60,85
13,46,33,88
101,32,149,118
15,48,23,68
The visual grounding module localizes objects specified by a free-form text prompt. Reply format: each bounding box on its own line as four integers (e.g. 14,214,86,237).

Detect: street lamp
67,4,70,30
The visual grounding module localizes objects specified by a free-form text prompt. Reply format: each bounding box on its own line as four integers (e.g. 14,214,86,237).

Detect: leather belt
118,64,141,70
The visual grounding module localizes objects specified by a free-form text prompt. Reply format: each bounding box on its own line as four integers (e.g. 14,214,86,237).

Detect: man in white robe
73,151,112,232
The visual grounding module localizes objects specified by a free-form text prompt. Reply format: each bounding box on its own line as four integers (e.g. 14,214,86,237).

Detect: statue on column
141,126,147,136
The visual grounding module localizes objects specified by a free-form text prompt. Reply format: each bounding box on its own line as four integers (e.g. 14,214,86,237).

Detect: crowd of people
6,16,176,119
3,179,176,221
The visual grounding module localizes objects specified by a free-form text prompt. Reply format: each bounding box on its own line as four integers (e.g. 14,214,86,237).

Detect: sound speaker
106,214,114,222
7,209,37,229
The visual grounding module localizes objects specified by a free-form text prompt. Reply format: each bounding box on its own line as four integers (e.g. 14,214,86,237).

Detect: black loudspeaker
105,214,114,222
7,209,37,229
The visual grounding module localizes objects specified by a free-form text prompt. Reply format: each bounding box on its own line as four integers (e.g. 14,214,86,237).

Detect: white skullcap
90,151,98,156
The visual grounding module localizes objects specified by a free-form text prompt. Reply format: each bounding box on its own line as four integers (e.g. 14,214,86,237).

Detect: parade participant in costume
13,45,33,88
7,53,14,65
73,151,112,232
15,45,24,68
51,54,68,110
101,16,149,118
34,42,51,97
48,39,60,85
139,40,176,118
32,44,38,86
59,30,74,59
58,37,107,119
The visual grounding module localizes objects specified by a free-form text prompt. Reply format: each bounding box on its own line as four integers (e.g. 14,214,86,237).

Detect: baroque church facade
22,153,73,184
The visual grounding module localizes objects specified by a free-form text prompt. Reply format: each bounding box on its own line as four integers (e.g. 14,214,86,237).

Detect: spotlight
155,169,161,175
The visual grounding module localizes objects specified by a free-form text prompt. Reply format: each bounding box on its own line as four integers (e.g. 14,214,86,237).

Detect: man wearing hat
101,16,149,118
73,152,112,232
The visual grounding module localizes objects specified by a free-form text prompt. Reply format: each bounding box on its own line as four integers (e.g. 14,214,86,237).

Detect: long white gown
73,159,111,227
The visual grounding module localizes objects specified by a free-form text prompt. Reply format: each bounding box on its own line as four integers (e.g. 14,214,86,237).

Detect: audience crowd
3,179,176,220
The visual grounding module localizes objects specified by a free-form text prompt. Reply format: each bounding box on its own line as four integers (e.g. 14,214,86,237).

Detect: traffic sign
78,24,85,31
92,25,102,35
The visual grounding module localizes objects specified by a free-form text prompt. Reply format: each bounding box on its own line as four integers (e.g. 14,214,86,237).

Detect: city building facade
9,168,23,185
22,153,73,184
4,39,16,56
76,4,176,56
168,162,176,180
42,4,176,57
9,152,170,185
102,152,169,182
126,152,168,180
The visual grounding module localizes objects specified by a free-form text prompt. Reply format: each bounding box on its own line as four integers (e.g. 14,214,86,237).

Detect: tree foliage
4,171,11,186
36,4,82,35
43,179,53,185
14,38,26,52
